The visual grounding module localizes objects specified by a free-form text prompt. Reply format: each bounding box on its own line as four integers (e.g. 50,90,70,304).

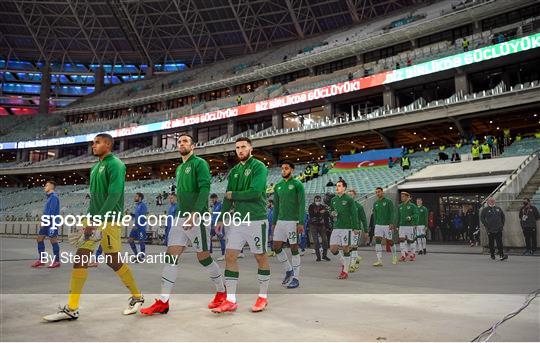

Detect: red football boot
31,260,44,268
47,261,61,268
211,299,238,313
207,291,227,309
251,297,268,312
338,266,349,279
140,299,169,315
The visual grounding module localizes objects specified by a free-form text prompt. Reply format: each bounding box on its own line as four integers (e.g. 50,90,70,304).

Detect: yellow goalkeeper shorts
79,223,123,254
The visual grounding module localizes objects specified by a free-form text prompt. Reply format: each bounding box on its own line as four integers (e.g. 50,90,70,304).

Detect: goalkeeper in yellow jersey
43,133,143,322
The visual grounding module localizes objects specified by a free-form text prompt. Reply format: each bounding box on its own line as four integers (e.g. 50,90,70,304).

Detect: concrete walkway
1,237,539,341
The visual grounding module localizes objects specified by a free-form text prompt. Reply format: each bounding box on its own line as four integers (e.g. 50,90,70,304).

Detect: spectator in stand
395,62,400,70
312,163,320,178
388,157,394,168
304,165,313,182
471,143,481,161
406,58,412,67
503,128,511,146
462,37,470,52
400,155,410,170
321,163,328,175
519,198,539,255
486,135,494,148
438,151,449,162
481,141,492,159
451,150,461,162
497,133,505,154
497,33,505,43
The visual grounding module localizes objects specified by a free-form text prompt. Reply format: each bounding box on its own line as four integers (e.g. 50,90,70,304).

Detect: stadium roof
0,0,427,66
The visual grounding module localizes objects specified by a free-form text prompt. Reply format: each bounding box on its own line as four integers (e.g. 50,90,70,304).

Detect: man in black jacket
480,198,508,261
519,198,540,255
308,195,330,261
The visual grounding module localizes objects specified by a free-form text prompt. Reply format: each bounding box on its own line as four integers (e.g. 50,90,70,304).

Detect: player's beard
179,147,192,156
238,152,250,162
282,171,291,179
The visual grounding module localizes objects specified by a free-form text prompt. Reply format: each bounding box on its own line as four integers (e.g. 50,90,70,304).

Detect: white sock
422,237,427,250
400,242,407,257
351,250,358,260
257,270,270,298
205,260,225,292
276,249,292,273
224,270,238,303
409,241,416,255
390,244,397,258
343,254,351,273
160,263,179,302
375,244,382,260
338,250,344,266
291,253,301,278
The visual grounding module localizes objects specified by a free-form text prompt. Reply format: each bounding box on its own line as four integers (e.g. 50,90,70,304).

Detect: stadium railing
1,79,538,170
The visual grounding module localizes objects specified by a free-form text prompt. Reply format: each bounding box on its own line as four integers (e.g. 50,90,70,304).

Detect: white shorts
330,229,352,247
350,231,360,247
416,225,426,236
168,217,210,252
399,226,415,240
226,220,268,254
273,220,299,244
374,224,392,240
